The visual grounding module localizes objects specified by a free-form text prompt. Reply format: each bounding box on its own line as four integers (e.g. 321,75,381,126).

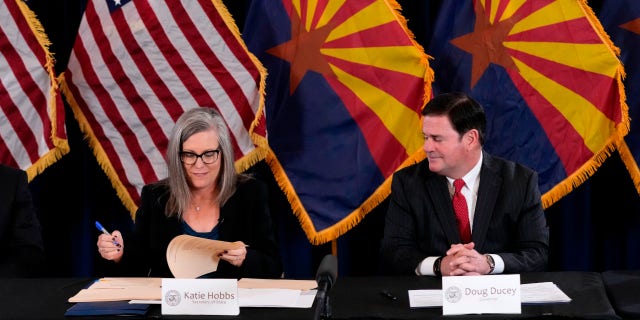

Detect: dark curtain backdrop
22,0,640,278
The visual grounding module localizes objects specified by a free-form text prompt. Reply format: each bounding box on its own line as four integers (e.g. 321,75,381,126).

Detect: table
0,277,312,320
0,272,620,319
330,272,619,319
602,270,640,319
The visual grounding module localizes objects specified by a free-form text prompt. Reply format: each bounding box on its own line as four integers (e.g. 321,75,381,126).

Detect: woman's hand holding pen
97,230,124,263
218,241,247,267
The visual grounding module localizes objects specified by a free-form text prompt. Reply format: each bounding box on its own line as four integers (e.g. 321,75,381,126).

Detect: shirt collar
446,152,483,191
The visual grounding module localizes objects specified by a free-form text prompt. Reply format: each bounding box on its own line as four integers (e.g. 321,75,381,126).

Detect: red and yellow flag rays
258,0,432,244
452,0,627,206
271,0,431,177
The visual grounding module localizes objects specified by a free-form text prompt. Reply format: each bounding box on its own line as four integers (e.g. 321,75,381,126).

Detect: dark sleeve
0,169,45,277
380,172,426,275
116,199,151,277
116,184,173,277
217,179,282,279
498,170,549,273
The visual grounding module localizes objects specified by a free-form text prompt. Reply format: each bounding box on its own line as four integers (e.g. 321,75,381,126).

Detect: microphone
314,254,337,320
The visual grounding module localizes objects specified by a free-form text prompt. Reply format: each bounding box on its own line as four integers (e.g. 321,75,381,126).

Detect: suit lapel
423,166,461,244
472,153,501,251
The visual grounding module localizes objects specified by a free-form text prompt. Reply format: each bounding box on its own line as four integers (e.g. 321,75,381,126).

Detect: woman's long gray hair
164,107,238,218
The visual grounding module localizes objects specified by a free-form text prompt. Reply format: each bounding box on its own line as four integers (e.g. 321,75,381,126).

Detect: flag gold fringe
618,141,640,193
211,0,269,127
59,73,138,218
249,1,432,244
61,68,266,219
58,0,268,218
255,124,427,245
211,0,270,172
580,0,640,196
16,0,70,181
235,148,268,174
541,0,630,208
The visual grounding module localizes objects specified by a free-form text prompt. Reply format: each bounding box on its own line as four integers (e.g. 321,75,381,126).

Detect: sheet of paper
238,278,317,290
68,286,162,302
89,277,162,289
295,290,317,308
408,289,442,308
238,288,300,307
166,235,244,278
521,282,572,303
130,300,161,304
68,277,163,303
408,282,571,308
237,279,317,308
237,288,316,308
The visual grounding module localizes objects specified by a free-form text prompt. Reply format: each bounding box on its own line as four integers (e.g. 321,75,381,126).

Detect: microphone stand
313,280,332,320
314,254,337,320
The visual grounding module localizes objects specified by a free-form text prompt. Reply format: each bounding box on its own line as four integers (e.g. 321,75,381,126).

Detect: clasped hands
440,242,492,276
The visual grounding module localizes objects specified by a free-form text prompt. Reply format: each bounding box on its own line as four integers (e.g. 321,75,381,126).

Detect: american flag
0,0,68,180
61,0,264,214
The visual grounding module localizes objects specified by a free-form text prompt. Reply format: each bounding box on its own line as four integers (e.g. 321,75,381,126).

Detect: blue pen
95,221,120,246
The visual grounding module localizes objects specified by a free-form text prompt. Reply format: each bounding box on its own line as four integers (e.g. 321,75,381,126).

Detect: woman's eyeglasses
179,149,220,165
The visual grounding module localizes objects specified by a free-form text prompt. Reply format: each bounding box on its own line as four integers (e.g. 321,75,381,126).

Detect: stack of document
68,278,162,302
67,277,318,308
66,278,161,316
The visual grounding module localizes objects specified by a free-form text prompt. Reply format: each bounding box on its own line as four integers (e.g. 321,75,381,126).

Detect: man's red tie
453,179,471,243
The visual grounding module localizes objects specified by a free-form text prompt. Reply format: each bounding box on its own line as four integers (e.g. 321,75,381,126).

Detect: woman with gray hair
96,107,281,278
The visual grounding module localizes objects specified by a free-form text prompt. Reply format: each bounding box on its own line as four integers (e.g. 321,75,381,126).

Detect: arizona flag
598,0,640,194
244,0,433,244
61,0,264,214
428,0,628,207
0,0,68,179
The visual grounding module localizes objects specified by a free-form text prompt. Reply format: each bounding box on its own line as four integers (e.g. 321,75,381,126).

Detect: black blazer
0,165,44,277
380,152,549,275
118,177,282,278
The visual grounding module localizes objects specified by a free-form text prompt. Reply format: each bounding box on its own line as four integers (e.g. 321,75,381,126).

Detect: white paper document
238,278,317,290
520,282,572,304
238,288,316,308
409,289,443,308
409,281,571,308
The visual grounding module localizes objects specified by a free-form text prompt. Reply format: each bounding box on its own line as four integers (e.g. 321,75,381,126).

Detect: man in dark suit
381,92,549,276
0,164,45,277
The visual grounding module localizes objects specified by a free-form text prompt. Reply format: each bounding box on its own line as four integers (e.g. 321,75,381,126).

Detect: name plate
442,274,521,315
162,279,239,315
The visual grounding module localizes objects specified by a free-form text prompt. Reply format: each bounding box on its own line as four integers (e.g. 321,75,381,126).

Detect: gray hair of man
164,107,238,218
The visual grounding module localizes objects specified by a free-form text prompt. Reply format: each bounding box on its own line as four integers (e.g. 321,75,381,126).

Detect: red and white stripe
64,0,261,205
0,0,64,171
